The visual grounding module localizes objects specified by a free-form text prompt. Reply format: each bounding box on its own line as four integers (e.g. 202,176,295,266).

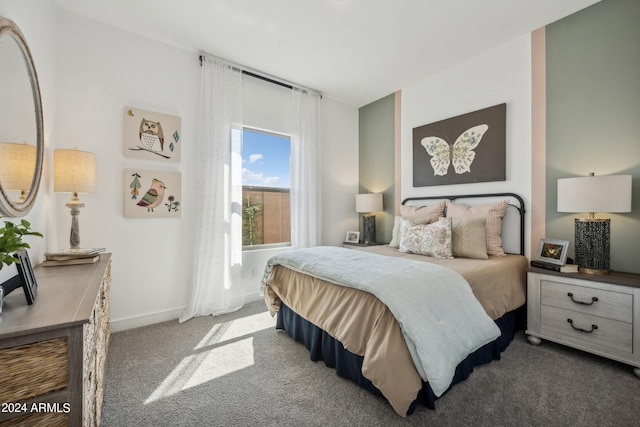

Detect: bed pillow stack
445,199,509,257
389,201,445,248
391,198,509,259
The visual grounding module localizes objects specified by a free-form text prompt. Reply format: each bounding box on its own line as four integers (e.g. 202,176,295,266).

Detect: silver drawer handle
567,318,598,333
567,292,598,306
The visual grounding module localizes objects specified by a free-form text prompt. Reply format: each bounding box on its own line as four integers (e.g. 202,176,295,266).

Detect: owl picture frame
123,106,182,162
124,169,181,218
412,103,506,187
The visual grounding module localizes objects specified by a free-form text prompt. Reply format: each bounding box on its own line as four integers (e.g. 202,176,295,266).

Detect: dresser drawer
541,305,632,353
540,279,633,323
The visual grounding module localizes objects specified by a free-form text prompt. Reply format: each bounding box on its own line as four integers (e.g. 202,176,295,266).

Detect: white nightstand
526,267,640,378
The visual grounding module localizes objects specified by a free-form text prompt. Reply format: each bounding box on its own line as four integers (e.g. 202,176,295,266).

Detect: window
241,128,291,248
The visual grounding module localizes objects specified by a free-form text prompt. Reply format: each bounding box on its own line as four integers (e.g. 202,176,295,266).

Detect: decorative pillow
399,200,446,221
451,217,488,259
446,199,508,256
389,214,438,248
398,217,453,258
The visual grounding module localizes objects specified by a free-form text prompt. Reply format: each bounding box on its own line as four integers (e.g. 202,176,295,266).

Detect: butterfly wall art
412,103,506,187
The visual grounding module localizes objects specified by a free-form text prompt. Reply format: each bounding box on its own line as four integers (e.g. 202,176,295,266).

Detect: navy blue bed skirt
276,303,525,415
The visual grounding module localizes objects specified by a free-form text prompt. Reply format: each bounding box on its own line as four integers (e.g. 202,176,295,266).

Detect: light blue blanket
262,246,501,397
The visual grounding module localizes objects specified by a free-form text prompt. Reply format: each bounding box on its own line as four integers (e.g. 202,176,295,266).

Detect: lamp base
66,200,85,250
578,266,609,275
362,214,376,244
575,218,610,275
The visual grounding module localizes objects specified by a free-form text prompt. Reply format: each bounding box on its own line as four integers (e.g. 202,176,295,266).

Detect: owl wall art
123,106,182,162
412,103,506,187
124,169,181,218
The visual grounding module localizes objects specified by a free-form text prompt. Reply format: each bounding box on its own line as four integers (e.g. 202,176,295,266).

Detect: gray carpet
101,301,640,426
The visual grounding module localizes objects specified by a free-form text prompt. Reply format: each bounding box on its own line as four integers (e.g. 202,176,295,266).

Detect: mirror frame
0,17,44,217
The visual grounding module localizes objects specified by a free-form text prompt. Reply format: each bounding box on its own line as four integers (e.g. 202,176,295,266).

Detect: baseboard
110,307,184,333
109,292,263,333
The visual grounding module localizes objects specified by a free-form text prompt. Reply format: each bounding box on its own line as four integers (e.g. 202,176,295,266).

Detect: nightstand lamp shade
356,193,383,244
0,142,37,202
54,149,97,249
558,173,632,275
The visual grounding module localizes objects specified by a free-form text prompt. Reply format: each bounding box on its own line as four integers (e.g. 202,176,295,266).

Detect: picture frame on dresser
15,249,37,304
0,249,38,305
535,238,569,266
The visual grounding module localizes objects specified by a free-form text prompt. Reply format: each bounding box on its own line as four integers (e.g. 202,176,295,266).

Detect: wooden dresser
0,254,111,426
526,266,640,378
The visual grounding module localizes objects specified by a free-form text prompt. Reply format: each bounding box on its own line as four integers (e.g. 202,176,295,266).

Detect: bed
262,193,527,416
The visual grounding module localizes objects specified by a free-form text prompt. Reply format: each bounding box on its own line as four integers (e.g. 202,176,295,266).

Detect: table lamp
54,148,96,249
356,193,383,244
557,173,632,275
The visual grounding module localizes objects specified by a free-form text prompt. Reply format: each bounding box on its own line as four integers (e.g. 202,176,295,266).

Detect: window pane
241,128,291,247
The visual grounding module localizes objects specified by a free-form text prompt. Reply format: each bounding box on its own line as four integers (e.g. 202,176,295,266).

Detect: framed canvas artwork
412,103,506,187
124,169,181,218
123,106,181,162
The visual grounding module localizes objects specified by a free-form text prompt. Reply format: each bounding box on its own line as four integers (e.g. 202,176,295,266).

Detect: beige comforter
263,247,527,416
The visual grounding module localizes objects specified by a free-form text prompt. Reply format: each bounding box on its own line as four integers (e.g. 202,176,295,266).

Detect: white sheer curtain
180,57,244,322
289,88,321,248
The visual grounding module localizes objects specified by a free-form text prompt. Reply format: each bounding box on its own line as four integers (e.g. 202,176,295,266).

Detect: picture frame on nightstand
535,238,569,266
345,231,360,244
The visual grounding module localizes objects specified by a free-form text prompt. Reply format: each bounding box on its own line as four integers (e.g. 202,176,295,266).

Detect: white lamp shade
356,193,383,213
557,174,632,214
54,149,97,194
0,142,37,191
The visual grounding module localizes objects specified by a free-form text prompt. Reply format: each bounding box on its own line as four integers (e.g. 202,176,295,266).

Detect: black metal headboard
401,192,526,256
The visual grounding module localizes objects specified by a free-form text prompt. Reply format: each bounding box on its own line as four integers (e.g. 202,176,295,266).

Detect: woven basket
0,337,68,402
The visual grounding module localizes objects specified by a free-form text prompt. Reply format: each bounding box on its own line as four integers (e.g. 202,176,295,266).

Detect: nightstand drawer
540,279,633,323
540,305,632,353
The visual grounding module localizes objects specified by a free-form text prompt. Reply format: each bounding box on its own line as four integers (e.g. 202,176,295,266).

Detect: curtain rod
199,52,322,97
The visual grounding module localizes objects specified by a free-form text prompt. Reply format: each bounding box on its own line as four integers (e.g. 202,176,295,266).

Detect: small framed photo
345,231,360,244
15,249,37,304
535,239,569,266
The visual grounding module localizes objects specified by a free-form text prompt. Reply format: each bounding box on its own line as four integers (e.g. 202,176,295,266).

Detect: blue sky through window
242,129,290,188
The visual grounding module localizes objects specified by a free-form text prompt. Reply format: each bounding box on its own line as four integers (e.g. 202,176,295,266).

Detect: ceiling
53,0,599,107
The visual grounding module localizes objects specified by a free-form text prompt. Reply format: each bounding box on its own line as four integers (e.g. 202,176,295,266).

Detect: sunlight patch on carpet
145,310,275,404
194,310,276,350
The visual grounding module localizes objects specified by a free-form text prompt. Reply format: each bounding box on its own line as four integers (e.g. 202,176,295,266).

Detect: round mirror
0,17,44,217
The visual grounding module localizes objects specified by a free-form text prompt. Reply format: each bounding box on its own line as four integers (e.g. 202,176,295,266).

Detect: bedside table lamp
0,142,37,203
356,193,383,244
557,173,632,275
54,148,96,249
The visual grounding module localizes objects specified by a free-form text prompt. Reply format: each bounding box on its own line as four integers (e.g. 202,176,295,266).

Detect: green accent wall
546,0,640,273
359,93,395,243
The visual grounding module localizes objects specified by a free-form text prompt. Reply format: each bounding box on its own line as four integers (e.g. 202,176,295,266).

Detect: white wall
400,34,532,258
54,9,200,330
49,9,358,331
